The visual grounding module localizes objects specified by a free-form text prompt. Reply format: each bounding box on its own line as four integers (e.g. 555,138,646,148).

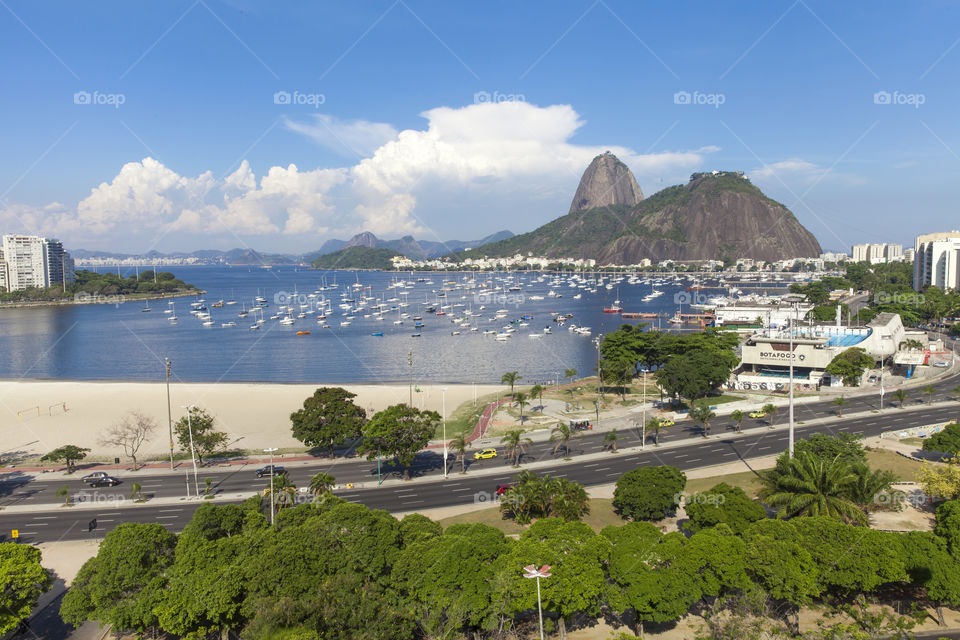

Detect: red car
495,484,511,496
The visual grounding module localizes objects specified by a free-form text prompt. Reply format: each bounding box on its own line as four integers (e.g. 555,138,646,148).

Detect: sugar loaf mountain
463,151,821,264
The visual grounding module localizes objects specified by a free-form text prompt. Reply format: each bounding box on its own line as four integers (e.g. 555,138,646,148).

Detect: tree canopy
290,387,366,455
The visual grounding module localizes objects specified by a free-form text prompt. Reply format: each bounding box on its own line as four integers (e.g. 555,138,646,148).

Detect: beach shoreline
0,289,204,310
0,380,503,460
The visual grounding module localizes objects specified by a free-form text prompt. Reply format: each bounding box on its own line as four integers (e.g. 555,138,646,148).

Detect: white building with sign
732,313,905,391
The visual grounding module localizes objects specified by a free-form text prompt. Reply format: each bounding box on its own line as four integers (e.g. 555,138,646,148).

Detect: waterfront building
733,312,905,390
0,234,76,291
913,231,960,292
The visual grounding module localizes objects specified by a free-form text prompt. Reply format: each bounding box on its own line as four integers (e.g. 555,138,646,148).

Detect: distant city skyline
1,2,958,253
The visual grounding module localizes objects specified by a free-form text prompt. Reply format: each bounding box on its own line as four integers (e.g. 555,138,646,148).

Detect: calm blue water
0,267,726,384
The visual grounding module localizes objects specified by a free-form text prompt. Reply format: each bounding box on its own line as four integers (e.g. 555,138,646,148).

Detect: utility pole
407,351,413,407
264,447,278,525
442,387,448,479
642,370,647,450
165,358,174,469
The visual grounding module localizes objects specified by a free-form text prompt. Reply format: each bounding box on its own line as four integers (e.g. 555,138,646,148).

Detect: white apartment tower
914,231,960,292
0,235,76,291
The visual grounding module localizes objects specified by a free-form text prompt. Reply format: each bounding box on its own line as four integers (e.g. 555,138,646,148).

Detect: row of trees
0,270,196,301
57,488,960,639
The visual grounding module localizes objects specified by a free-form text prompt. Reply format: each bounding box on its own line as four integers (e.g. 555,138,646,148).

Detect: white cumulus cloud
2,101,717,249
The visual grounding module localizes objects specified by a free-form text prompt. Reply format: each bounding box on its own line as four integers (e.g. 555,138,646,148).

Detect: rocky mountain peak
343,231,379,249
568,151,644,214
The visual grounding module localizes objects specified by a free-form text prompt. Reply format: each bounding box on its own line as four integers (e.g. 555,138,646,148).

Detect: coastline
0,289,204,310
0,379,502,459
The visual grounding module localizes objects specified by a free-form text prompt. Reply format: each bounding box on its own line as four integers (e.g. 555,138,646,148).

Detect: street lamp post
165,359,174,470
788,303,797,459
594,335,603,425
442,387,448,479
264,447,278,525
180,405,200,497
523,564,552,640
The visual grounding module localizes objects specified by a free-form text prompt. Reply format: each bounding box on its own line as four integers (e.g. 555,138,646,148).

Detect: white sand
0,381,502,459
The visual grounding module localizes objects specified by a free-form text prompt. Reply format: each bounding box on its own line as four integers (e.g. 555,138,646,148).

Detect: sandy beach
0,380,502,460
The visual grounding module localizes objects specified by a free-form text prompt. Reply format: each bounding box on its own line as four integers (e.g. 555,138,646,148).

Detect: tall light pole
594,334,603,425
788,302,797,458
165,358,174,470
523,564,552,640
180,405,200,497
264,447,278,525
442,387,448,479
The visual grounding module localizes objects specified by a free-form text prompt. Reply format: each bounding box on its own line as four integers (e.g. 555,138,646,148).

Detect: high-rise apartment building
0,235,76,291
914,231,960,291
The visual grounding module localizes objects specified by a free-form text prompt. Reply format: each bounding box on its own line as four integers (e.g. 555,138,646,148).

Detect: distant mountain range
308,229,514,261
73,230,513,266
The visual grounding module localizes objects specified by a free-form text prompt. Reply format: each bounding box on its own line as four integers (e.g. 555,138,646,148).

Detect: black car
256,465,287,478
88,476,120,487
81,471,110,484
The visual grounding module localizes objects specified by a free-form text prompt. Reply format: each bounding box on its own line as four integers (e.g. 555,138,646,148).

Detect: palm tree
691,406,716,437
647,417,665,445
56,485,70,506
924,384,935,405
264,474,298,512
448,435,470,474
894,389,908,408
513,391,529,423
762,403,778,427
549,477,590,521
129,482,144,501
847,464,897,511
564,367,578,386
308,472,336,497
501,371,522,395
530,384,545,412
501,429,533,466
759,452,867,525
730,409,745,433
550,422,578,458
603,429,619,453
832,395,848,417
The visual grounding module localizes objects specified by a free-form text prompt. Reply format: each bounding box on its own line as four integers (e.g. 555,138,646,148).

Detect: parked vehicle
256,465,287,478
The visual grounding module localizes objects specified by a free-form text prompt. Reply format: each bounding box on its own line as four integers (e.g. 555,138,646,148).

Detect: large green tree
924,422,960,456
61,523,177,635
613,465,686,521
825,347,874,386
174,407,229,464
359,404,440,480
0,544,52,634
39,445,89,473
290,387,366,456
683,483,767,535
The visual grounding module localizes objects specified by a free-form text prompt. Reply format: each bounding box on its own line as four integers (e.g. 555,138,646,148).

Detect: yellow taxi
749,410,766,419
656,418,675,428
474,448,498,460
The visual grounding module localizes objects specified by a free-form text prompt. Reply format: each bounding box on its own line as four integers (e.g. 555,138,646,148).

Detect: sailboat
142,300,152,312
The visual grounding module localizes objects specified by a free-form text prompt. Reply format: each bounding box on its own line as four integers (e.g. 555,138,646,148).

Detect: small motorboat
296,330,311,336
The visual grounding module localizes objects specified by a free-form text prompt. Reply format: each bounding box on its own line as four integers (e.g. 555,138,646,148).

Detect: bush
683,482,767,534
613,465,686,521
924,423,960,456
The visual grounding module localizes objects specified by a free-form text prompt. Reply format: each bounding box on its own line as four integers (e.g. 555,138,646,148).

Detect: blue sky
1,1,958,254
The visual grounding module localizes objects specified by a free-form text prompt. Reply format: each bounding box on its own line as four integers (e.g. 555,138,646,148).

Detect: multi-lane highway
2,369,958,543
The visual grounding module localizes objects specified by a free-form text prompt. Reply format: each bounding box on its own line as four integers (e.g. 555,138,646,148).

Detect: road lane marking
401,500,424,505
687,458,701,463
758,446,772,450
451,488,474,492
674,453,688,458
395,492,417,497
158,509,183,513
156,516,179,520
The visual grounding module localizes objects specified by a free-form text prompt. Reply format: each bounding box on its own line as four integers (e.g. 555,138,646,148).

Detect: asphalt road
2,392,957,544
